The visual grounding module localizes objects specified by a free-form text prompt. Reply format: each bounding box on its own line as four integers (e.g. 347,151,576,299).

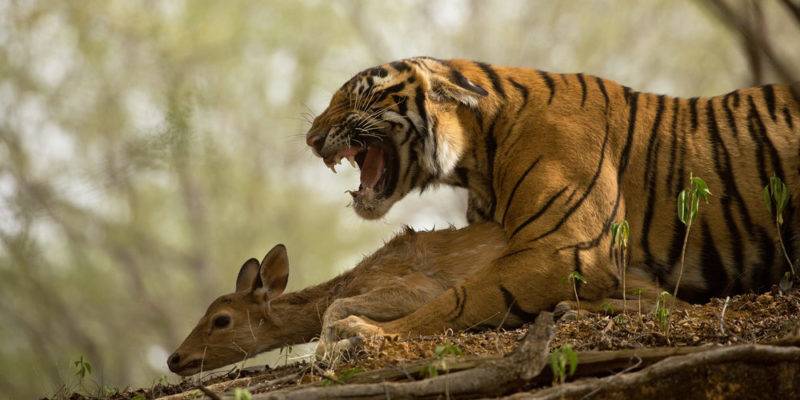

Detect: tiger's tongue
360,146,385,189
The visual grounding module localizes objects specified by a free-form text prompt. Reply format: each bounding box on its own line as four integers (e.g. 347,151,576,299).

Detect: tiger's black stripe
373,82,406,104
762,84,777,121
640,95,667,265
510,187,568,238
617,92,641,180
450,286,467,321
508,77,529,105
595,77,609,109
577,73,588,107
499,286,536,321
500,157,541,225
622,86,632,103
449,286,468,321
688,97,699,132
665,98,681,194
722,92,740,138
476,62,506,99
390,61,411,72
538,71,556,104
784,107,795,129
450,68,489,96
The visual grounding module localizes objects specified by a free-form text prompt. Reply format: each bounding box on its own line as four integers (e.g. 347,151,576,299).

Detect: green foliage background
0,0,797,397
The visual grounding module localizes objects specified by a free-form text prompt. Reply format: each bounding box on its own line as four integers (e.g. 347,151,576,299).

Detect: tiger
304,57,800,337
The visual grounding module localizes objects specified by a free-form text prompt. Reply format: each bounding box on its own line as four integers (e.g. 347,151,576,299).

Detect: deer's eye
212,315,231,329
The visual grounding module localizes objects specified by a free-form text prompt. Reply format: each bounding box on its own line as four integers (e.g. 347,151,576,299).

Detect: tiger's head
306,58,488,219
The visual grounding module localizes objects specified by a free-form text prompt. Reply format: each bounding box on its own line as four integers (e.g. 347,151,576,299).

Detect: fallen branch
195,385,222,400
256,312,555,399
508,344,800,399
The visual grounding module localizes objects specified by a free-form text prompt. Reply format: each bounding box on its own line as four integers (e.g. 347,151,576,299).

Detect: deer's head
168,244,297,376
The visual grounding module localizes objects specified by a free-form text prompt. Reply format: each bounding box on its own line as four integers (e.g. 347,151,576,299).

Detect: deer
167,222,506,376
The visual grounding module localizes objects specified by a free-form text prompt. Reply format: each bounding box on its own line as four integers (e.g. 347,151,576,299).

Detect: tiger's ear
428,73,488,108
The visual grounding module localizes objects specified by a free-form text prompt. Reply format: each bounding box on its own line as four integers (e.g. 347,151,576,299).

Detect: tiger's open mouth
323,139,399,211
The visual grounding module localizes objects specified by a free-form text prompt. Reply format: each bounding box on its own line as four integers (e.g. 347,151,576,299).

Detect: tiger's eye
212,315,231,329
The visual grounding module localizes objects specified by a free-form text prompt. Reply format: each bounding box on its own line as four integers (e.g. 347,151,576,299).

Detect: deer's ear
259,244,289,299
235,258,261,293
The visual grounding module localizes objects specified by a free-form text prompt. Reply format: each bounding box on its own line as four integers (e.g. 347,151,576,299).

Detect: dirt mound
60,289,800,399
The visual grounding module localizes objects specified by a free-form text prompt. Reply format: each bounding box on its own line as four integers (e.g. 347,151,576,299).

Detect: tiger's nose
306,133,326,155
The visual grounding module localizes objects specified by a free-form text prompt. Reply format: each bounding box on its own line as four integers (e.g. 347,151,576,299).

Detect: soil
54,288,800,399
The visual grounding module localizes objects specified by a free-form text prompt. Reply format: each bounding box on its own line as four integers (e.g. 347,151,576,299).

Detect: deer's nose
306,132,326,155
167,352,182,370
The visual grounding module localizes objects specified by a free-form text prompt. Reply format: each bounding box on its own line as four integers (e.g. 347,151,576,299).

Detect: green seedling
566,271,587,317
654,291,672,336
601,302,615,315
434,341,464,358
674,174,710,303
73,355,92,382
420,341,464,378
611,220,631,313
762,175,796,291
549,345,578,385
630,288,645,327
234,388,253,400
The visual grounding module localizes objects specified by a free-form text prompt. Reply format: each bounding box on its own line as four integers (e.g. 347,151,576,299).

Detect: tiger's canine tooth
347,155,357,168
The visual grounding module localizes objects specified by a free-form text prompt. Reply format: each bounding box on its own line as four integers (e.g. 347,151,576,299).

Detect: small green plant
549,345,578,385
131,394,147,400
674,174,710,302
420,362,439,379
654,291,671,335
73,355,92,382
434,341,464,358
234,388,253,400
601,302,615,315
630,288,645,327
420,341,464,378
566,271,587,317
610,220,631,313
762,175,796,290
